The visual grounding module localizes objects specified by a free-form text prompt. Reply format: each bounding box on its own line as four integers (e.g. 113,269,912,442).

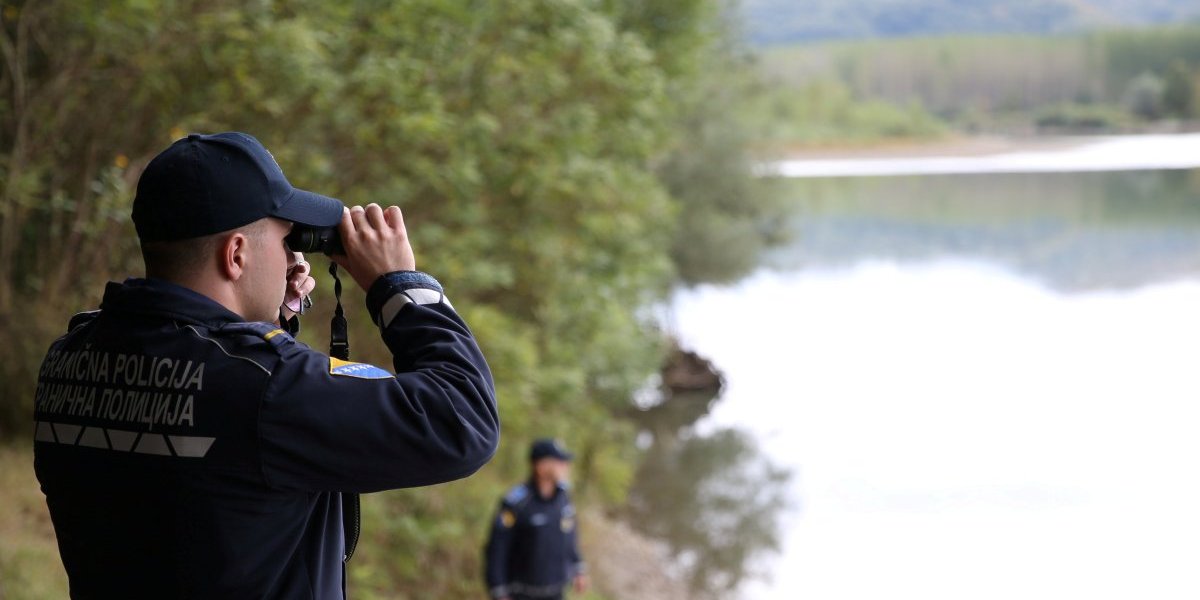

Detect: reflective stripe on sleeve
377,288,453,328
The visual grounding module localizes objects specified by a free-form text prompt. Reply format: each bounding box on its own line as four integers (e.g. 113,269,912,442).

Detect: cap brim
272,188,344,228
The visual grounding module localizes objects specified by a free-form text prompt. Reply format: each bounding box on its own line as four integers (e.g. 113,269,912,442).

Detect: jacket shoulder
67,310,101,333
176,321,303,377
502,483,532,508
208,321,300,356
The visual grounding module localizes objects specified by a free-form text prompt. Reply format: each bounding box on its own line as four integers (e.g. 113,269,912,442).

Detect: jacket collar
100,278,245,328
526,478,567,501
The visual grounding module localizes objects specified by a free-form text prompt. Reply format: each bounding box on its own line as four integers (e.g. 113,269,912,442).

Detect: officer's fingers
345,206,369,248
295,275,316,297
383,205,407,234
338,206,356,238
364,203,387,232
348,205,367,232
290,256,310,278
290,266,313,291
382,205,401,227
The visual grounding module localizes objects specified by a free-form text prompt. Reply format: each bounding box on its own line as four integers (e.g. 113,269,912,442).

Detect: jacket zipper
343,492,361,562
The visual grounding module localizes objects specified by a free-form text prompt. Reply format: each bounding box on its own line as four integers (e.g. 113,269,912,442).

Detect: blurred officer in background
484,438,588,600
33,132,499,599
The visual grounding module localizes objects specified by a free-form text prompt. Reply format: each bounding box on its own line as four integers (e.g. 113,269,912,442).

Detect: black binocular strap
326,262,360,563
328,263,350,361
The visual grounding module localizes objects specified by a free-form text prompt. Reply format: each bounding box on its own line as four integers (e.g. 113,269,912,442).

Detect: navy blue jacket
33,273,498,599
484,482,584,599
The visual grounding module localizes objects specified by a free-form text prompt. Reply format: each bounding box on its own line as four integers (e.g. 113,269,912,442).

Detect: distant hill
741,0,1200,46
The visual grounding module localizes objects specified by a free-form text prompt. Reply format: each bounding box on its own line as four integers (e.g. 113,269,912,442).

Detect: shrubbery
0,1,779,597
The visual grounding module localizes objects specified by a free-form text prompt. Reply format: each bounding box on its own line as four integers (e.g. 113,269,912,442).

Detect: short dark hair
140,220,268,280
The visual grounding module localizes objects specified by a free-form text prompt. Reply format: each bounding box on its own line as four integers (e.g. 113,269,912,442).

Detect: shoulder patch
329,357,392,379
504,484,530,506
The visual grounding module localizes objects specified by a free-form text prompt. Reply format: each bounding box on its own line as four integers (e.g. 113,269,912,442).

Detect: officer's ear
218,231,251,282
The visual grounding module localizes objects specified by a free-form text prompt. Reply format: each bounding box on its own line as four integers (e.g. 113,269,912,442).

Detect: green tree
1123,70,1167,119
1,0,785,597
1163,60,1196,117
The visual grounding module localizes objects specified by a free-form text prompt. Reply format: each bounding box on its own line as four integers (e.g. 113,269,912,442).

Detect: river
671,135,1200,599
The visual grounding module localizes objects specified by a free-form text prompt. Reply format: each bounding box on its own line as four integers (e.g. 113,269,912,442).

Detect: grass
0,443,69,599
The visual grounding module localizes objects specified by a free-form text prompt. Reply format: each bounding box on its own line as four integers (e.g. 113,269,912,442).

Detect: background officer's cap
133,132,343,242
530,438,573,462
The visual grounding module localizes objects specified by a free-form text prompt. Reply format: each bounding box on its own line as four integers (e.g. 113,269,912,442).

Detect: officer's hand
332,204,416,291
574,574,589,594
281,252,315,319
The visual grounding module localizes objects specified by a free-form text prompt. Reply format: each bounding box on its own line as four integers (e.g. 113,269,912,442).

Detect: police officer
32,132,500,599
484,439,588,600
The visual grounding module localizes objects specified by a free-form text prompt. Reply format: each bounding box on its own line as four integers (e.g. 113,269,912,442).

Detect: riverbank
581,510,690,600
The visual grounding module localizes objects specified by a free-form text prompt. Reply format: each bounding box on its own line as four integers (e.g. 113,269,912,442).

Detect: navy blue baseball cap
133,132,344,242
530,438,573,462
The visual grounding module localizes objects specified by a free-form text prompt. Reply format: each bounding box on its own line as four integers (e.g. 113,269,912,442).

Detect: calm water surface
672,141,1200,599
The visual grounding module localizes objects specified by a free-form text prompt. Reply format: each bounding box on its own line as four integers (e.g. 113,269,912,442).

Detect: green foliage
1095,25,1200,95
1123,71,1167,119
748,79,947,145
1034,102,1131,130
653,14,792,284
1163,60,1197,117
756,25,1200,141
0,0,779,597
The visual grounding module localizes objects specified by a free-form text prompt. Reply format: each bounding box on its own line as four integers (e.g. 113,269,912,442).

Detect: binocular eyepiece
285,226,342,256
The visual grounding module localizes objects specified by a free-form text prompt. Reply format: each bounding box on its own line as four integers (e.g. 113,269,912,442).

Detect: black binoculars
285,226,342,255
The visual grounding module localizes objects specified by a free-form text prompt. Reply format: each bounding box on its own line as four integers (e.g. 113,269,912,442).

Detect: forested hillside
749,25,1200,145
742,0,1200,45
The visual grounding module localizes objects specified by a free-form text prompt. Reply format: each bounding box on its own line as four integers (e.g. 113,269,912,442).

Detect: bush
1123,71,1168,119
0,1,779,597
1034,103,1131,131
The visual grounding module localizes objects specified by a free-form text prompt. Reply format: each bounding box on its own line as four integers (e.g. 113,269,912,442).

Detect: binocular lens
285,226,342,255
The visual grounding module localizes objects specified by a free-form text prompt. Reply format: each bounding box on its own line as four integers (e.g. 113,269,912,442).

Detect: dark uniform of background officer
32,132,500,599
484,439,588,600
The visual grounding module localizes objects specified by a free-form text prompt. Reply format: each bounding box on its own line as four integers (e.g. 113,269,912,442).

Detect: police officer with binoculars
33,132,500,599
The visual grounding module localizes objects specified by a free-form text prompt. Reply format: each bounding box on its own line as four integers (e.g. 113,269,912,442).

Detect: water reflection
769,169,1200,291
625,349,790,599
671,165,1200,599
